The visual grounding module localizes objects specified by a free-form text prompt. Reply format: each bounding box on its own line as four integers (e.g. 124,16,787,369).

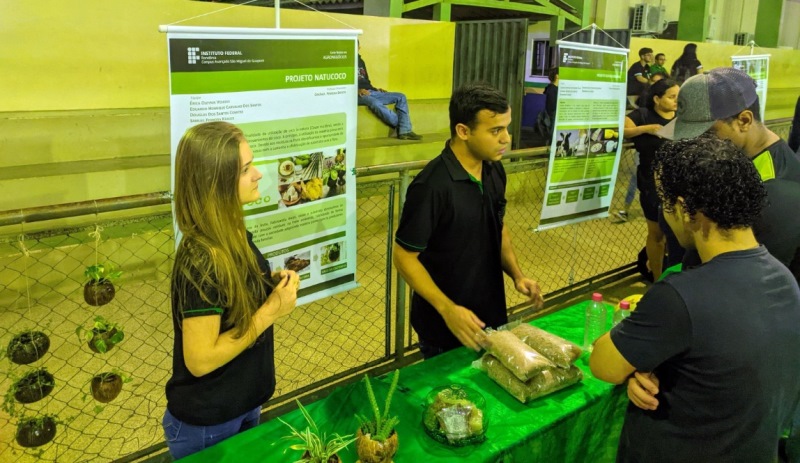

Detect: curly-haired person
590,136,800,463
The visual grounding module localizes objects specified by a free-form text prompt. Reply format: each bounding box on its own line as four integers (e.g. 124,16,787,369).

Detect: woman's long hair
672,43,700,82
645,79,678,111
172,121,268,338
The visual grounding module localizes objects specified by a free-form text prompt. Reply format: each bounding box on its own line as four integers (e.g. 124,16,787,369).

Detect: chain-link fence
0,118,792,462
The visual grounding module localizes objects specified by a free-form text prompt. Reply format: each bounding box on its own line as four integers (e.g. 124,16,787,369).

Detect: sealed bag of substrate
478,354,583,403
482,329,555,382
510,324,583,368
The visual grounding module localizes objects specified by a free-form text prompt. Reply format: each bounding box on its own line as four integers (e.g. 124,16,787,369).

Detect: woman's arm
623,116,662,139
182,272,299,377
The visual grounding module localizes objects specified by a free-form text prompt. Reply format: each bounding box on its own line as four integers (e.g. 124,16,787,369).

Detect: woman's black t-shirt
165,231,275,426
628,107,673,193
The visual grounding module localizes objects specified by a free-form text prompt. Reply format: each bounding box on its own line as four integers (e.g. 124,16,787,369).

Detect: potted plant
354,371,400,463
75,316,125,354
3,367,55,418
87,369,131,403
83,263,122,306
280,399,357,463
15,414,58,448
5,330,50,365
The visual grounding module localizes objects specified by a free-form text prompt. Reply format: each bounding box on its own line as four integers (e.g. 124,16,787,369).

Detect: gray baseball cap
664,67,759,140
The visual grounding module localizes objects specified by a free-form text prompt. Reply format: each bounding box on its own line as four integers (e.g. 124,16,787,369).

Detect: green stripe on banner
561,67,625,83
243,203,279,217
297,273,355,297
539,207,609,226
264,231,347,258
171,67,354,94
321,263,347,275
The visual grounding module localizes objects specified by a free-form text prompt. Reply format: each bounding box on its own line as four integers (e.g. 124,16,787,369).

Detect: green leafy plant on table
354,370,400,463
280,399,357,463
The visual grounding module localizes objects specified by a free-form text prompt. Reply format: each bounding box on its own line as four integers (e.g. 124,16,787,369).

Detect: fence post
394,169,412,360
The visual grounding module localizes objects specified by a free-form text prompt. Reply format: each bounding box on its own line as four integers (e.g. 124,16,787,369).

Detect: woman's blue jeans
162,406,261,460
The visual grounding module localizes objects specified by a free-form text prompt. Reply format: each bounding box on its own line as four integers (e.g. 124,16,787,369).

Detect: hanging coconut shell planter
83,264,122,307
6,330,50,365
12,368,55,404
89,371,130,403
16,415,57,448
76,316,125,354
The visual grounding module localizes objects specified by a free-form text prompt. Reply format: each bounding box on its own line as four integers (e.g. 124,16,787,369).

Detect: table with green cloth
180,301,627,462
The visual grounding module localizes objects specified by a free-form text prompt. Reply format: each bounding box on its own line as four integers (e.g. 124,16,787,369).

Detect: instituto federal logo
187,47,200,65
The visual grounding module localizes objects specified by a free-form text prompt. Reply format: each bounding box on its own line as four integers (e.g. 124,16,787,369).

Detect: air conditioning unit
631,4,665,34
734,32,754,46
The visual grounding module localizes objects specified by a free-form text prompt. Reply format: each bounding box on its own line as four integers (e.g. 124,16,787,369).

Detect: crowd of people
158,48,800,461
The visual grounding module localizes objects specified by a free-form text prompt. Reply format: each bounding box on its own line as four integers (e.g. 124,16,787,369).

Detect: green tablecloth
180,302,627,462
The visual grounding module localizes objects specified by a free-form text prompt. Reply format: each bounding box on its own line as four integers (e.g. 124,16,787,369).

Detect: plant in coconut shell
84,368,132,405
75,316,125,354
3,330,50,365
354,370,400,463
280,399,357,463
15,413,60,448
83,263,122,306
3,367,56,417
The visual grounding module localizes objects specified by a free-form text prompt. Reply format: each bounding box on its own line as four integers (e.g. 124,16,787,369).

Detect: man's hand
440,304,486,351
627,371,660,410
515,277,544,309
358,89,370,97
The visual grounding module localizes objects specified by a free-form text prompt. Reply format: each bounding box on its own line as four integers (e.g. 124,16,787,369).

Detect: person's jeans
624,151,640,207
162,406,261,460
358,91,413,134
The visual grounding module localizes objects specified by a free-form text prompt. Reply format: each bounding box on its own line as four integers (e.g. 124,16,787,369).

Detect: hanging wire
88,224,104,267
165,0,359,30
17,234,33,315
560,23,628,50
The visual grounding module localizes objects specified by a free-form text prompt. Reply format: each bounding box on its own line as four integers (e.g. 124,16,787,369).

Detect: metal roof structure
203,0,584,25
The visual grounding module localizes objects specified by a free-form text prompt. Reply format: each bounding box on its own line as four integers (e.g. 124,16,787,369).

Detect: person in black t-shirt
590,136,800,462
670,43,703,85
627,47,653,97
623,78,679,280
163,122,300,460
393,83,543,358
667,68,800,278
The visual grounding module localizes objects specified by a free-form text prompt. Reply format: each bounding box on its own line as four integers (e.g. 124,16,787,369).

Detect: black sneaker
398,131,422,140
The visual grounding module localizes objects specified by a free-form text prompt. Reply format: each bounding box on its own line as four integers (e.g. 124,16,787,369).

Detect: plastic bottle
613,300,631,326
583,292,608,352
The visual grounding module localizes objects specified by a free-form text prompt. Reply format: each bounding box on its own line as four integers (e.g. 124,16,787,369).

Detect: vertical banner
731,54,769,122
165,26,360,305
537,42,628,231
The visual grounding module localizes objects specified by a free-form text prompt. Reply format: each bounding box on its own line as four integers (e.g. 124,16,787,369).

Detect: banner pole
275,0,281,28
590,23,596,45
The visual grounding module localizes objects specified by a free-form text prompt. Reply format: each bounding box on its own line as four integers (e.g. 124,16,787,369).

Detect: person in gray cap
668,67,800,183
662,67,800,276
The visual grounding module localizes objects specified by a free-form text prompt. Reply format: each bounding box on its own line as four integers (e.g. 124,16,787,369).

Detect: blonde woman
163,121,299,459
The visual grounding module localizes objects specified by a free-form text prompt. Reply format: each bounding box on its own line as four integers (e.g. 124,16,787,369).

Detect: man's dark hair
655,53,665,60
720,100,762,124
639,47,653,58
547,67,559,83
449,82,509,137
654,136,766,230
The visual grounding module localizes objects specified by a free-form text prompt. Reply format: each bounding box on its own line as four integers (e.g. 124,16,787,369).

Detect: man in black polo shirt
627,47,653,99
590,137,800,462
393,82,543,358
